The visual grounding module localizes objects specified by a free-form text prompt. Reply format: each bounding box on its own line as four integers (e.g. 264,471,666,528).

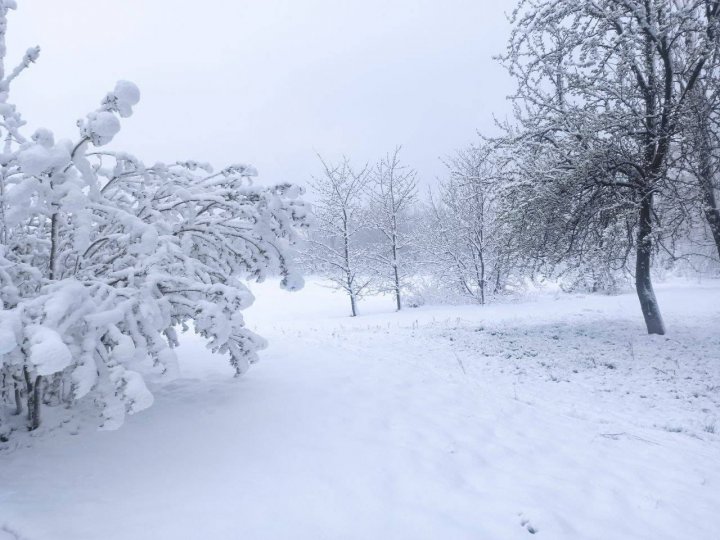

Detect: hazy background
6,0,513,189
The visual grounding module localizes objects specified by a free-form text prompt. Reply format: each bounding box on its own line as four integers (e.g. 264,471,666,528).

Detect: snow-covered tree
366,147,418,311
680,82,720,262
305,156,371,317
502,0,720,334
421,144,513,304
0,0,308,438
495,124,637,294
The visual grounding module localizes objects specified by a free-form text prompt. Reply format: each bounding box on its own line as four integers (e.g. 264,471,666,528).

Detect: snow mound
26,325,72,376
82,111,121,146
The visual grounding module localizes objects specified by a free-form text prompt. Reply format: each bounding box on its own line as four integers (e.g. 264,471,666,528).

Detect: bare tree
422,144,510,304
682,82,720,261
366,147,418,311
306,156,371,317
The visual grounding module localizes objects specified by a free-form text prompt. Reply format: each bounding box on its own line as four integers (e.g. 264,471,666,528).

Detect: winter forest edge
0,0,720,538
1,0,719,441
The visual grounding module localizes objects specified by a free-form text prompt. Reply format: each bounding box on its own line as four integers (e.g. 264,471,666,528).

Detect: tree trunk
49,211,58,280
391,222,402,311
635,191,665,335
23,366,32,425
30,376,42,430
393,264,401,312
342,212,358,317
349,291,357,317
478,249,485,306
13,381,22,416
689,87,720,261
702,186,720,260
346,269,357,317
468,240,485,305
697,135,720,260
22,368,43,430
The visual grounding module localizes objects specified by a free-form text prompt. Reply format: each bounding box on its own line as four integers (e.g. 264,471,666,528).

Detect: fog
7,0,513,188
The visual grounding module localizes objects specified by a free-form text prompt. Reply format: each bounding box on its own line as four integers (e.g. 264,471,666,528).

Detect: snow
109,80,140,117
70,350,97,400
0,527,22,540
82,111,121,145
1,279,719,539
17,143,69,176
109,366,154,415
0,312,17,356
113,80,140,106
280,270,304,291
30,128,53,148
26,326,72,376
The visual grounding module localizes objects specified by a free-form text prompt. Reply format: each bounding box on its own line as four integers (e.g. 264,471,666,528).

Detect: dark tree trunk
478,252,485,306
696,131,720,260
22,368,43,430
472,259,485,305
23,366,32,424
635,191,665,335
702,186,720,260
30,376,42,430
393,265,401,312
13,381,22,416
49,212,58,280
688,84,720,260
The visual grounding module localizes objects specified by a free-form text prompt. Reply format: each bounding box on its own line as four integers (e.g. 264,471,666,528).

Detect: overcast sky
7,0,513,189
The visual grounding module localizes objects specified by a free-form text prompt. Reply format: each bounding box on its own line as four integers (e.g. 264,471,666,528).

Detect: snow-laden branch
0,4,309,437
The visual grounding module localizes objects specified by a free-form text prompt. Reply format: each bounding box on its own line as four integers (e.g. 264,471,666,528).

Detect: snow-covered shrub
0,1,308,437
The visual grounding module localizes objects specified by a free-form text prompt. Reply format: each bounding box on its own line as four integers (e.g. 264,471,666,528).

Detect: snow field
0,278,719,539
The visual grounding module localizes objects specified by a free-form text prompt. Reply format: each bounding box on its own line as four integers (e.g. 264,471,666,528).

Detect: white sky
6,0,513,189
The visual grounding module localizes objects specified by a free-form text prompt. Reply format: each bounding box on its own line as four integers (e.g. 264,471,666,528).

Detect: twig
452,351,467,375
599,432,661,445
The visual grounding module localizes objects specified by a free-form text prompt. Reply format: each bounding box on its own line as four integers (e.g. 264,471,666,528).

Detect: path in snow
0,280,719,539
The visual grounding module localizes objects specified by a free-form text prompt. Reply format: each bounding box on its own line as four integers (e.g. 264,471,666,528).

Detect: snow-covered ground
1,279,719,539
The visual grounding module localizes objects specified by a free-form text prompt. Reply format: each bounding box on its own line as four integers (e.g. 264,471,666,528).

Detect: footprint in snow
518,512,538,534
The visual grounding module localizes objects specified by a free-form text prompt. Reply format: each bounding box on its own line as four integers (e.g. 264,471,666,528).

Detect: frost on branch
0,3,309,437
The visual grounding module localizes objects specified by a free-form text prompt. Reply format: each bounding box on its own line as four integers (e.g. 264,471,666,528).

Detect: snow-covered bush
0,1,308,437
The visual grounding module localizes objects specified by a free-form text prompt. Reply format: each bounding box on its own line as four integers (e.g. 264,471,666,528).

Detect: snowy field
1,278,719,540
